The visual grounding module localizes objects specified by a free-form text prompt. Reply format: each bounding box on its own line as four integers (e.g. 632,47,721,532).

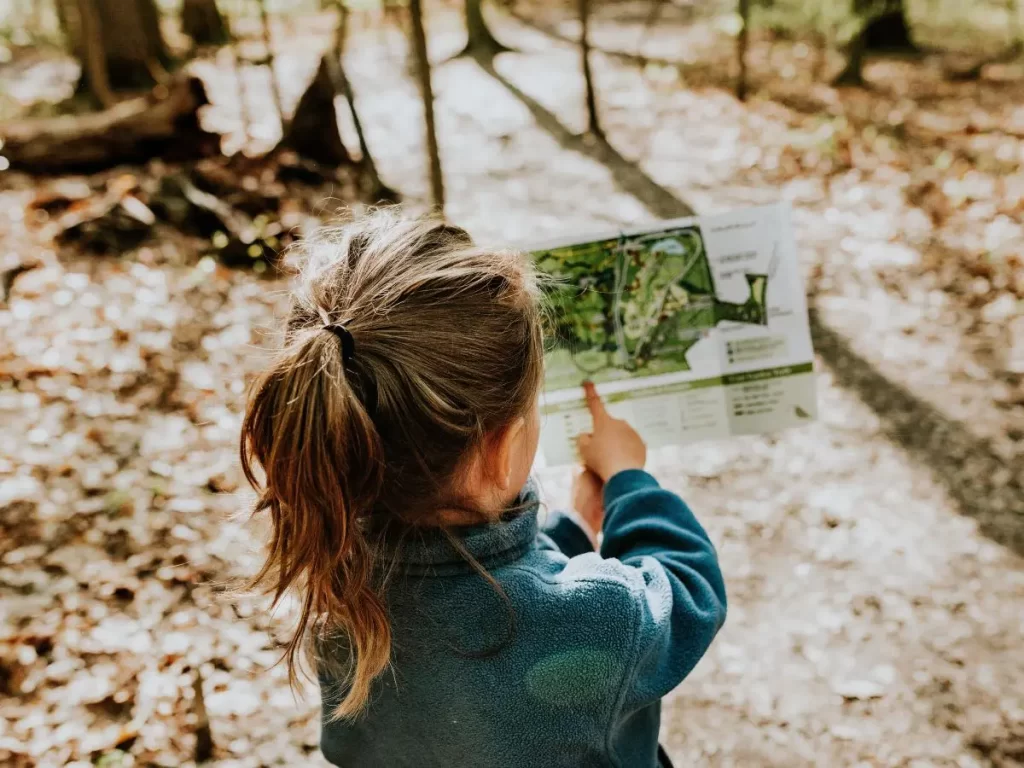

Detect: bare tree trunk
77,0,116,107
409,0,445,211
67,0,171,99
834,0,917,86
104,0,169,88
458,0,511,62
812,2,828,81
279,56,350,166
332,4,396,201
56,0,73,44
256,0,287,133
182,0,228,46
135,0,167,61
839,0,921,87
736,0,750,100
861,0,916,53
335,3,349,57
578,0,602,137
192,669,214,763
833,22,867,85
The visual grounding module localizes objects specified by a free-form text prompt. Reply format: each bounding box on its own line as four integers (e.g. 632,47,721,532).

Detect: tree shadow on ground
476,56,1024,559
808,306,1024,558
505,9,690,72
873,237,1020,390
476,58,695,219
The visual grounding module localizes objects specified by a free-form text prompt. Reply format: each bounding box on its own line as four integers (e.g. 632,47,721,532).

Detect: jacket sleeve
540,508,595,557
600,469,726,709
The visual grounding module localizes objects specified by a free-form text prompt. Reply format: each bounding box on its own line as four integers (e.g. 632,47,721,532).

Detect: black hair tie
324,324,356,364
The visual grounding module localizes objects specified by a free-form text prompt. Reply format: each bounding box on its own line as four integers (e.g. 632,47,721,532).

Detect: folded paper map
530,202,817,466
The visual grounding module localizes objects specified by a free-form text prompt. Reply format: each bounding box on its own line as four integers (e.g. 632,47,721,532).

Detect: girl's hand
572,468,604,543
576,381,647,483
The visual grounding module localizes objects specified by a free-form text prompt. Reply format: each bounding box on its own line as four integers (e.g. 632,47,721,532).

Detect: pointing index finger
583,381,609,422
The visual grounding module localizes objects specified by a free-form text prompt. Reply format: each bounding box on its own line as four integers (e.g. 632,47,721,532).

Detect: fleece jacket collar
380,481,541,575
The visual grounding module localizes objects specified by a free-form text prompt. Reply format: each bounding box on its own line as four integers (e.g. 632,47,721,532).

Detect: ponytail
240,327,389,720
240,211,545,720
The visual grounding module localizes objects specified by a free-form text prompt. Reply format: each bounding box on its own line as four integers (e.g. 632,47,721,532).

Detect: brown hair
240,210,544,720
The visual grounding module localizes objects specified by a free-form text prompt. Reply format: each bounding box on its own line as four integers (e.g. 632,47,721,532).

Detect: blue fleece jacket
319,470,727,768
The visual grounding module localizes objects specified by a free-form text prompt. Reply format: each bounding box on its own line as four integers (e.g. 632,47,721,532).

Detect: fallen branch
0,76,219,172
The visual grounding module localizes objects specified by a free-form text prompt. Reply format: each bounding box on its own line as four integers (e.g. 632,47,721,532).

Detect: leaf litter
2,4,1024,767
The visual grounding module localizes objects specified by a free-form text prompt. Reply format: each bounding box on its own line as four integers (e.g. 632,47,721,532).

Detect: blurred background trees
0,0,1021,231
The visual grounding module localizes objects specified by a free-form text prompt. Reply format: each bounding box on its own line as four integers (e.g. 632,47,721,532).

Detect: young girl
241,211,726,768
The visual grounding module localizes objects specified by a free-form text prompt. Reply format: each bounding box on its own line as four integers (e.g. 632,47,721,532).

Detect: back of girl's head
240,209,544,719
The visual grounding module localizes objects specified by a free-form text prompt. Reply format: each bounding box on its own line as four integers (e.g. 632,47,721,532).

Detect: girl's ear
489,417,526,493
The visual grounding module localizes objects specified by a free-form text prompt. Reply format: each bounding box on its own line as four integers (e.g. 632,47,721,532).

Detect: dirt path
2,8,1023,768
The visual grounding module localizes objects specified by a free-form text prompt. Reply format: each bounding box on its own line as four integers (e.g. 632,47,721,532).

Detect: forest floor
2,3,1024,767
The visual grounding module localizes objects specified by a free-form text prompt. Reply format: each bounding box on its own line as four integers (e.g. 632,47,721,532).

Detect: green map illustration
534,225,769,391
